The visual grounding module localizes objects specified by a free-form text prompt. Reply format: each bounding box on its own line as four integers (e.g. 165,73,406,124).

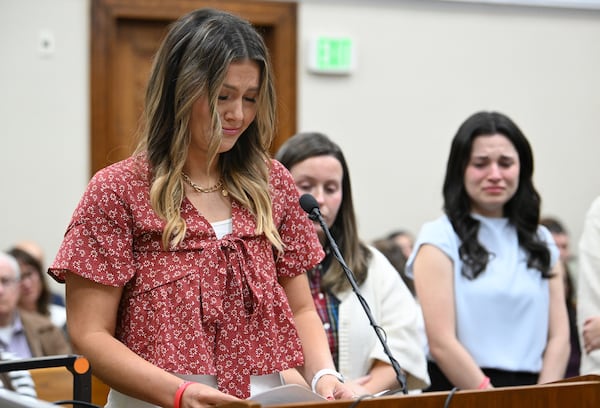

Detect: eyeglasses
20,269,39,281
0,277,19,287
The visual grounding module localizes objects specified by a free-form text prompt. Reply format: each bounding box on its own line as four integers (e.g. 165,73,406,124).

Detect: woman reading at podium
48,8,353,407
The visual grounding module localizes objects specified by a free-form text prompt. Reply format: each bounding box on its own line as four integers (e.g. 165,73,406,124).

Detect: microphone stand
307,205,408,395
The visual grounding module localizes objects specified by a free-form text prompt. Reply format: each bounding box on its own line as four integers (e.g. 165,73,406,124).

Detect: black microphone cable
443,387,460,408
299,194,408,394
52,400,102,408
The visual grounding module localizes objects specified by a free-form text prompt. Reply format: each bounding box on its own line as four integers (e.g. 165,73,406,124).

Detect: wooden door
91,0,297,175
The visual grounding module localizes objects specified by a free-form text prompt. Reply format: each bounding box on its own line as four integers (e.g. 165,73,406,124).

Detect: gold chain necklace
181,172,228,196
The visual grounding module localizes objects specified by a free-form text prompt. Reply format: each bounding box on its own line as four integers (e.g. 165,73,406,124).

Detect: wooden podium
221,375,600,408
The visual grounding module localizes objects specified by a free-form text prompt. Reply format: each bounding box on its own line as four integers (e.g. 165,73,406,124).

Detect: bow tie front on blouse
199,237,265,397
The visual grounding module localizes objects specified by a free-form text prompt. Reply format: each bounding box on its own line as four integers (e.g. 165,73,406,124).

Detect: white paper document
249,384,327,406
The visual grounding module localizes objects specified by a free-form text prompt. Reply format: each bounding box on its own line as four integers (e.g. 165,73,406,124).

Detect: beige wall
1,0,599,296
297,0,600,254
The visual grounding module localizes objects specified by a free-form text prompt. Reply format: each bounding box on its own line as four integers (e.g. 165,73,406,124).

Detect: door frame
91,0,297,175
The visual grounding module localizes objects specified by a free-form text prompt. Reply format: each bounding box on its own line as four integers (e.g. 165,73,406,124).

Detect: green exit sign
308,36,355,74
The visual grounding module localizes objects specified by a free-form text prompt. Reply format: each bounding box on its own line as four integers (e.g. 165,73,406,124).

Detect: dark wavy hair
443,111,551,279
275,132,370,292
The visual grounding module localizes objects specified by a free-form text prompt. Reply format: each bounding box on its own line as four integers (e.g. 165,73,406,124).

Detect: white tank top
211,218,232,239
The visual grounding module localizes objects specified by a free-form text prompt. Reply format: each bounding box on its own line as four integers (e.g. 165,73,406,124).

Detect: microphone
299,193,321,221
299,193,408,395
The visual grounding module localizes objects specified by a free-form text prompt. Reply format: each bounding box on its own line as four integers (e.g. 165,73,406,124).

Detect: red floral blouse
49,155,324,398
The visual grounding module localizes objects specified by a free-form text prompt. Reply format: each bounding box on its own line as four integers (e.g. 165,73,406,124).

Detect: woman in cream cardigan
276,132,429,396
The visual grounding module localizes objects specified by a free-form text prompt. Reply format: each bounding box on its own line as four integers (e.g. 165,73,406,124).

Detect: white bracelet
311,368,344,393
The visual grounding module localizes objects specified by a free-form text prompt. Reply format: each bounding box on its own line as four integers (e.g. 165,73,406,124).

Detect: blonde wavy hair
135,8,283,251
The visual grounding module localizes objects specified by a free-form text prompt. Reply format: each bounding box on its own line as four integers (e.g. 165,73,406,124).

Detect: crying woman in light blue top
406,111,569,392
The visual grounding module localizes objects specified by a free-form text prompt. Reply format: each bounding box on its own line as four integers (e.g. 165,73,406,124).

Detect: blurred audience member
0,350,37,397
7,248,67,330
372,236,427,355
0,252,70,359
372,237,414,296
387,230,415,260
13,240,65,307
540,216,580,377
12,241,44,269
578,196,600,374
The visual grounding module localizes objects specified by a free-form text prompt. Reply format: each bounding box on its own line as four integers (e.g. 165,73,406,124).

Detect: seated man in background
0,349,37,398
0,252,70,359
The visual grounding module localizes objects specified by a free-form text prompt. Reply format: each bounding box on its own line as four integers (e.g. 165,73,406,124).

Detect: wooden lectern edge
215,375,600,408
550,374,600,384
219,402,262,408
218,400,357,408
218,397,361,408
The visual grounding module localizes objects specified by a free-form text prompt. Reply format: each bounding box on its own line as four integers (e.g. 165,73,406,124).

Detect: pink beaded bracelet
174,381,194,408
478,376,491,389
